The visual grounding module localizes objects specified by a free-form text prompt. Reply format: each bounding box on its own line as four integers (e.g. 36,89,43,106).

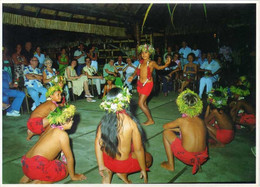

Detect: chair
22,87,31,113
66,80,76,101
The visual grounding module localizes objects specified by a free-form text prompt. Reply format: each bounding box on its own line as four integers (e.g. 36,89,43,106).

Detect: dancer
96,87,152,184
102,75,116,98
204,87,234,147
26,85,62,140
128,44,171,125
161,89,208,174
20,104,86,184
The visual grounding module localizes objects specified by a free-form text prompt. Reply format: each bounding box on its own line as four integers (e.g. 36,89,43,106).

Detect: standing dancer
128,44,171,125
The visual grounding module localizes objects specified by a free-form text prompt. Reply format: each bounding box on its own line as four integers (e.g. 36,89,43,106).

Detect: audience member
123,57,136,92
83,57,105,99
74,43,86,75
199,52,221,98
87,45,99,71
58,47,69,75
34,46,45,70
163,46,174,63
102,75,116,97
103,59,123,87
22,42,34,63
114,56,126,79
3,69,25,117
24,57,47,111
179,41,192,68
3,46,13,79
12,44,28,86
65,59,95,102
191,44,201,61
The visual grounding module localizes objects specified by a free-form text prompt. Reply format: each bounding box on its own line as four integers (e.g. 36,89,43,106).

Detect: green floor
2,91,256,184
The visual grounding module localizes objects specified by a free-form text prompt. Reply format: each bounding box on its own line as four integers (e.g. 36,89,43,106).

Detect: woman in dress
58,47,69,75
3,46,13,79
65,59,95,102
34,46,45,70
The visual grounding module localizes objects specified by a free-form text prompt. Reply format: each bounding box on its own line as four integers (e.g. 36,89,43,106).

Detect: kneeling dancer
161,89,208,174
95,87,152,184
20,104,86,184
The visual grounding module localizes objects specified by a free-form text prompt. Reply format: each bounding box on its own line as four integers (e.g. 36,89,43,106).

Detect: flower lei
137,44,155,55
176,89,203,117
230,85,250,97
100,87,131,113
207,87,228,108
46,85,63,98
47,104,76,125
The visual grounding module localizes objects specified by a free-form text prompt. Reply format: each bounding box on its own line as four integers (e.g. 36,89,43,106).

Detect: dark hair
85,57,91,61
183,93,198,107
187,53,195,61
70,59,78,65
98,87,147,158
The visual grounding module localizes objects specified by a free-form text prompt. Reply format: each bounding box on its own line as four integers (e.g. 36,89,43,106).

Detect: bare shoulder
55,129,68,140
150,60,156,66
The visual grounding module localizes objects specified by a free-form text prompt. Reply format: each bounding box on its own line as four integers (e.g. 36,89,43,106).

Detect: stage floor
2,91,256,184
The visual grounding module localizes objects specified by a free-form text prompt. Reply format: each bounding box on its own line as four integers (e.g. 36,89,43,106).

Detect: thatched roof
3,3,256,36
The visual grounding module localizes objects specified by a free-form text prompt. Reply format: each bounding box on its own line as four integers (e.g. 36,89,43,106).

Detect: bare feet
116,173,132,184
26,129,35,141
19,175,31,184
160,161,174,171
142,120,155,126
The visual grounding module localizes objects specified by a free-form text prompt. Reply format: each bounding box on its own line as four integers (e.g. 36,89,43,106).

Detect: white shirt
74,50,86,65
200,60,220,79
179,46,192,59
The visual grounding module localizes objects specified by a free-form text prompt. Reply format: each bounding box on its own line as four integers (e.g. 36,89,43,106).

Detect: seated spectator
133,54,141,67
163,46,174,63
57,47,69,75
2,69,25,117
179,41,192,68
12,44,28,87
34,46,45,70
65,59,95,102
123,57,136,92
204,87,234,147
114,56,126,80
198,52,221,98
162,53,182,96
2,103,10,110
83,57,105,99
20,104,86,184
96,87,152,183
3,46,13,79
24,57,47,111
102,76,116,98
191,44,201,61
103,59,123,87
43,58,57,87
178,53,198,93
43,58,70,102
161,89,208,174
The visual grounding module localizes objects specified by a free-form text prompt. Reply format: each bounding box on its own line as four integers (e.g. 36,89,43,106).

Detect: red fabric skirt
103,152,149,174
137,80,153,96
21,155,67,182
239,113,256,125
216,129,234,144
171,138,208,174
27,117,45,134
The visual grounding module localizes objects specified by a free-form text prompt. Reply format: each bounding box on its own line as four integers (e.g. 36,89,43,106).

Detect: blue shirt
34,53,45,65
179,47,192,59
2,70,11,90
24,65,43,88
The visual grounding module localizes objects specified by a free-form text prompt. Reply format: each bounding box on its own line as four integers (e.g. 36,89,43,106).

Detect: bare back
113,114,142,160
30,100,57,118
177,117,206,152
26,128,66,160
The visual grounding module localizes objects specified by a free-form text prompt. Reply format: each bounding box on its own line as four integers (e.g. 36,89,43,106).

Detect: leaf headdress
47,104,76,125
176,89,203,117
137,44,155,55
46,85,63,98
207,87,228,108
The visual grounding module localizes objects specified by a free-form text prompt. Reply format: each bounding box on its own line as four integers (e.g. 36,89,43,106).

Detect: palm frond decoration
203,4,208,20
141,3,153,34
